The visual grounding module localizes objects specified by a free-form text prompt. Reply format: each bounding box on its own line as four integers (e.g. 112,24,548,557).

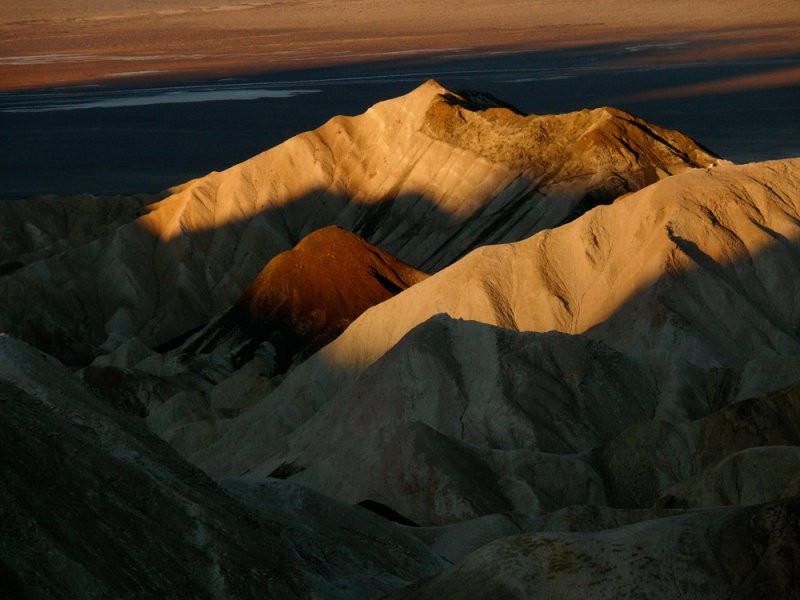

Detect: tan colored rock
0,81,720,364
192,315,655,523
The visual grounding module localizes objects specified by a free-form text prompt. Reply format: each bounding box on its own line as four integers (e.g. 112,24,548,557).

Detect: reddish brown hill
182,225,428,371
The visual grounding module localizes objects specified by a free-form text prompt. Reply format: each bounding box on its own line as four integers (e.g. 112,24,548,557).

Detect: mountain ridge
0,80,721,364
187,158,800,499
4,81,799,599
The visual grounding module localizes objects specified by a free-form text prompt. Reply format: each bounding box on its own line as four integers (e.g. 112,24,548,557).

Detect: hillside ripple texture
0,80,719,364
2,82,799,599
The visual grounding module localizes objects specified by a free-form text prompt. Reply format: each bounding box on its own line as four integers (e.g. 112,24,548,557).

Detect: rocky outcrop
0,80,721,364
598,381,800,508
192,315,655,524
0,193,156,269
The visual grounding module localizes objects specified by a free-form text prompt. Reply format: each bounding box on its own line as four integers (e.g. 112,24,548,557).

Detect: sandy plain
1,0,799,92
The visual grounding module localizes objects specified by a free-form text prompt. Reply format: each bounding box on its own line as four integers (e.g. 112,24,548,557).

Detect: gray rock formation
599,382,800,508
193,315,655,524
388,500,800,599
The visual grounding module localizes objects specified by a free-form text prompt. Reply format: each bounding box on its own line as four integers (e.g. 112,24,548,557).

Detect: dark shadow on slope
197,164,800,521
0,192,160,266
0,561,26,600
440,91,525,116
0,338,444,598
594,382,800,509
358,500,420,527
0,158,651,366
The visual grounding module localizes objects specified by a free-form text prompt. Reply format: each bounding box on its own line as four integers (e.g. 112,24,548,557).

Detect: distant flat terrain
1,0,798,91
1,0,798,198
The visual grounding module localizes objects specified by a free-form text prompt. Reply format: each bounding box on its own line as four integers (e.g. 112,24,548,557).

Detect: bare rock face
661,446,800,508
0,193,156,270
598,382,800,508
0,80,721,364
0,334,444,598
220,476,446,592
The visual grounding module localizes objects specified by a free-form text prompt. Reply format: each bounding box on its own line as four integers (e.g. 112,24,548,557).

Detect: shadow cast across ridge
177,160,800,528
0,180,557,365
3,72,688,369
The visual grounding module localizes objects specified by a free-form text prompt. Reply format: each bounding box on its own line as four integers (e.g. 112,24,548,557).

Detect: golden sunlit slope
0,80,718,364
192,159,800,482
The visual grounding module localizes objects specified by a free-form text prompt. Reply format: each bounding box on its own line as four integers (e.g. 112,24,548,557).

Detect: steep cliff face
0,80,721,364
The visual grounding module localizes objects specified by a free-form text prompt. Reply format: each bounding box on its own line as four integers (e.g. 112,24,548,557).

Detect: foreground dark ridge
0,335,444,598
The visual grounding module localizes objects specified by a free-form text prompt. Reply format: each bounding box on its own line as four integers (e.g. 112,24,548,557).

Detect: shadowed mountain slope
234,315,656,525
0,80,721,364
0,334,443,598
388,500,800,600
0,193,157,270
597,381,800,509
186,159,800,519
